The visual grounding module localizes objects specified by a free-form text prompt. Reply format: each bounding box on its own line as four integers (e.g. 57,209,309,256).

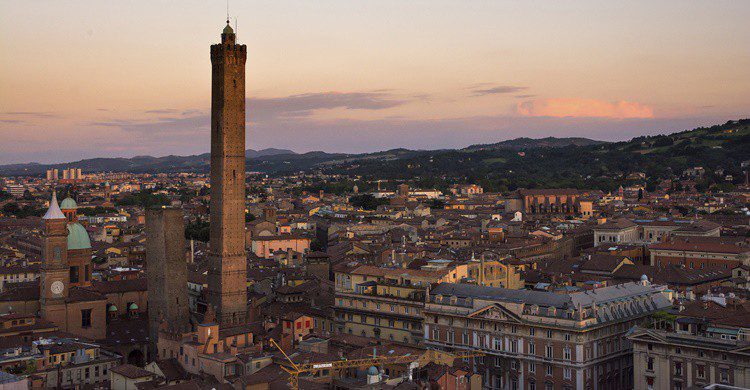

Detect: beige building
630,327,750,390
334,264,465,345
423,280,674,390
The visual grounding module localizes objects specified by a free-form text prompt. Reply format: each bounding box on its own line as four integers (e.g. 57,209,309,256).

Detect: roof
43,192,65,220
518,188,580,196
110,364,155,379
60,197,77,210
594,218,637,231
650,237,750,254
67,223,91,250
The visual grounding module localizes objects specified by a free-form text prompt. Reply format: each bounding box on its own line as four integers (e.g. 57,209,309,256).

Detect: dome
129,303,139,310
60,197,77,210
223,22,234,35
367,366,379,376
108,305,118,312
67,223,91,250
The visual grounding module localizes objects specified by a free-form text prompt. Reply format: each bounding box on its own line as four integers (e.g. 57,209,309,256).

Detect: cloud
249,91,407,121
144,108,180,114
1,111,58,119
517,98,654,119
471,85,528,96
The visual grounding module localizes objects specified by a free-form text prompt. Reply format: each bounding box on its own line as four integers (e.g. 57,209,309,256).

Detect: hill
1,121,749,193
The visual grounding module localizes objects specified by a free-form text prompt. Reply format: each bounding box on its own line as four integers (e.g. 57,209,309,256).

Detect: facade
206,21,248,326
423,281,674,390
333,264,464,345
629,327,750,390
249,234,311,258
649,237,750,269
593,219,639,247
517,189,582,215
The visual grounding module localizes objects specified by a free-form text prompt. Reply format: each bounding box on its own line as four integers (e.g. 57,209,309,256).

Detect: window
529,342,536,355
675,362,682,376
720,369,729,383
81,309,92,328
530,328,536,336
647,357,654,371
564,368,571,379
696,365,705,379
547,330,553,338
546,345,554,358
564,333,571,341
564,347,571,360
528,362,535,373
545,364,553,376
70,266,79,283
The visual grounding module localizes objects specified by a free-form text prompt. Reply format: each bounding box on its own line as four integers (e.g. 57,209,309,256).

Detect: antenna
226,0,230,23
235,16,238,40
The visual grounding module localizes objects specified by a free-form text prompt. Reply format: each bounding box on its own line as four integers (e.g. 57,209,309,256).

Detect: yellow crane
269,338,484,390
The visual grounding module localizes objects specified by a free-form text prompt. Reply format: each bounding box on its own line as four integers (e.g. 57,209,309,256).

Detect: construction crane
269,338,484,390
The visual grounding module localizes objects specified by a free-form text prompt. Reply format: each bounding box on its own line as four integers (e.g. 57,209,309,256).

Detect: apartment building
629,296,750,390
333,264,465,345
423,280,674,390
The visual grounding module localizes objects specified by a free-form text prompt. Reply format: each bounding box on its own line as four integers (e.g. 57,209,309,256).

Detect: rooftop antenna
226,0,230,23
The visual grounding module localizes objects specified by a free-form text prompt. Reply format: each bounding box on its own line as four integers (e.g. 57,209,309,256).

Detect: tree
349,194,388,210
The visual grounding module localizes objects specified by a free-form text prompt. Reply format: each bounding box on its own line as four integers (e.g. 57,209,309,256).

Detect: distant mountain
464,137,605,151
245,148,296,158
1,122,748,183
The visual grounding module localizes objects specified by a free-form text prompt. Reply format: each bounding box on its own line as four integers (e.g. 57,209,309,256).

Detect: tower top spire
43,191,66,220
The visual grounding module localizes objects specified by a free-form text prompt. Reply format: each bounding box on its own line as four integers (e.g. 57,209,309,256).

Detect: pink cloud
517,98,654,119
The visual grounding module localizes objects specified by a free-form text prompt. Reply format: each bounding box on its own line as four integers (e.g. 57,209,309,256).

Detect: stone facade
423,282,674,390
629,328,750,390
207,22,248,326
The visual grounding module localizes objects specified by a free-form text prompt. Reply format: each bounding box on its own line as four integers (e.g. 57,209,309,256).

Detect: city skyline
1,1,749,164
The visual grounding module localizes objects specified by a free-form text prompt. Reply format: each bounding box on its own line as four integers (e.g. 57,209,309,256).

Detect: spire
223,18,234,35
43,191,66,220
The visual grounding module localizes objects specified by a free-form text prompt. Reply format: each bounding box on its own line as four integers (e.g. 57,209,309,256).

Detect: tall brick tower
146,208,190,357
207,20,248,326
40,191,69,326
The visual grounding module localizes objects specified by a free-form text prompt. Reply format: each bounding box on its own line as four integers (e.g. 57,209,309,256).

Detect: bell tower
206,20,248,326
40,191,69,324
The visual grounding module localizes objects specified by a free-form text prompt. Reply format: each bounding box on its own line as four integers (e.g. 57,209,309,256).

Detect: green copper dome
67,223,91,250
60,197,77,210
223,22,234,35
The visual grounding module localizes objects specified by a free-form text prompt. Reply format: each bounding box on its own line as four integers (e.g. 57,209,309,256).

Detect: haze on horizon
1,1,749,164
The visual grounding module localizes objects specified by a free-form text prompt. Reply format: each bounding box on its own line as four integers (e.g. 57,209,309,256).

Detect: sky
1,1,749,164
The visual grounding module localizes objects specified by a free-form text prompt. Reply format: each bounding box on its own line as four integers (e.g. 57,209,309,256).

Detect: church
1,192,108,340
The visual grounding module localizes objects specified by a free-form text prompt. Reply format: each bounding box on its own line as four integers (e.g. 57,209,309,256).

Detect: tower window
81,309,92,328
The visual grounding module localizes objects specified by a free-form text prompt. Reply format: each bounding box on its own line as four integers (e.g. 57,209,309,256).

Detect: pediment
627,329,666,343
468,304,523,323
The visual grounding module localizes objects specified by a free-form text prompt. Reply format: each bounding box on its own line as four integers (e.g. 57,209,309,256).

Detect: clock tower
40,191,69,324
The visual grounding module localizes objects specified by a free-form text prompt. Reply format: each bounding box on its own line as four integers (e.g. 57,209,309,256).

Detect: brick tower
207,20,248,326
40,191,69,325
146,207,190,357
